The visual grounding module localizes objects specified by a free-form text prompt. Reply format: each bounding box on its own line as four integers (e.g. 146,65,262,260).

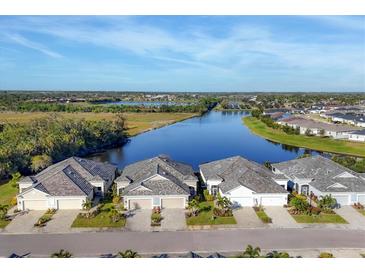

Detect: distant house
116,155,197,210
272,155,365,206
17,157,117,210
348,129,365,142
328,113,365,128
278,116,357,139
199,156,288,207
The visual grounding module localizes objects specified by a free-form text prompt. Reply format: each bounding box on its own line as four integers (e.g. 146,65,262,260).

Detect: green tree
31,154,52,173
239,245,261,258
0,204,9,220
117,249,140,258
51,249,73,258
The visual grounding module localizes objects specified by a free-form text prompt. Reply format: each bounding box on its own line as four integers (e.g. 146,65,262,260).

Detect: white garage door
332,195,349,206
128,198,152,209
357,195,365,204
57,199,83,209
23,200,47,210
260,196,285,206
161,198,185,208
230,197,253,207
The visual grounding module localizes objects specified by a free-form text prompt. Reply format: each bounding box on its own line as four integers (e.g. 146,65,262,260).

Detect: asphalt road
1,228,365,257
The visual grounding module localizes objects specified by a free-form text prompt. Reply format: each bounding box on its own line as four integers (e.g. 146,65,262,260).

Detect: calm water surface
88,111,316,170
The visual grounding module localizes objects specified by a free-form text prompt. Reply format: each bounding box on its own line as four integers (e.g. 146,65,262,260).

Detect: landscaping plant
238,245,261,258
117,249,140,258
317,195,337,212
318,252,334,258
51,249,73,258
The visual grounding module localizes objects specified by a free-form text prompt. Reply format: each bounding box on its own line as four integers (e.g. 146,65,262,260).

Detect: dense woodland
0,115,126,180
0,91,218,114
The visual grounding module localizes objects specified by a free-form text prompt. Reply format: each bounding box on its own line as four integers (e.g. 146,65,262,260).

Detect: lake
88,111,317,170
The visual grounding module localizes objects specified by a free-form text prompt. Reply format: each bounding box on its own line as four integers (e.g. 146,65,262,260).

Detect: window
153,197,160,206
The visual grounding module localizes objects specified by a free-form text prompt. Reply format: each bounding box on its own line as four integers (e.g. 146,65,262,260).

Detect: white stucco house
17,157,117,210
272,155,365,206
199,156,288,207
115,155,198,210
347,129,365,142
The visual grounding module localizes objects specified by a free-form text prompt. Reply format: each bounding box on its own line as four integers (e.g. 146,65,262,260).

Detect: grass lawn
291,213,348,224
243,116,365,157
254,208,272,223
0,111,197,137
0,219,10,229
0,180,18,206
186,201,237,226
71,203,126,228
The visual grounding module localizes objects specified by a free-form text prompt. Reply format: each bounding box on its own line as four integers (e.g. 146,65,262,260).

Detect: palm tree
118,249,140,258
266,250,290,258
109,208,121,223
240,245,261,258
51,249,72,258
188,199,199,216
0,204,9,220
82,199,92,210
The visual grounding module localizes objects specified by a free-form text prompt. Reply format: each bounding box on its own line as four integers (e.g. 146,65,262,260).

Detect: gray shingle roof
21,157,116,196
272,155,365,193
119,155,196,196
199,156,287,194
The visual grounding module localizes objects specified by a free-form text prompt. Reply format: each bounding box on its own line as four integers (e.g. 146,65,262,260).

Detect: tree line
0,114,126,180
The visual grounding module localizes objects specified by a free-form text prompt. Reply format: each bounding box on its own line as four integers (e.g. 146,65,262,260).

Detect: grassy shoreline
0,111,198,137
243,116,365,157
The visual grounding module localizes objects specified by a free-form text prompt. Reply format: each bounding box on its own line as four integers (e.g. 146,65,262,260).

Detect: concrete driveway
335,206,365,230
5,210,45,234
42,210,80,233
161,209,186,231
265,206,302,228
233,207,266,228
125,209,151,232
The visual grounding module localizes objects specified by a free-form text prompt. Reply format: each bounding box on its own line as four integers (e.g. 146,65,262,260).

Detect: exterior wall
348,134,365,142
124,195,188,209
222,185,287,207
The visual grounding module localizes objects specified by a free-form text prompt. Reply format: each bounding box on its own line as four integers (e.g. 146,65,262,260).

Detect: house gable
326,183,348,190
18,187,48,199
225,184,254,196
334,172,356,178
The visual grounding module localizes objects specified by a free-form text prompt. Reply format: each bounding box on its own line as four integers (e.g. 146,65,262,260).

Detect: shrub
46,208,57,215
289,196,309,213
10,196,17,206
318,252,334,258
213,207,233,217
112,196,121,204
151,212,162,226
353,203,364,210
308,206,321,215
199,204,212,212
203,189,214,201
318,195,337,210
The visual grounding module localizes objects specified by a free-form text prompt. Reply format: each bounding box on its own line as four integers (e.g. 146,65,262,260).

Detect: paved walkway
5,211,45,234
233,207,266,228
265,206,302,228
42,210,80,233
161,209,186,231
1,228,365,257
125,209,151,232
335,206,365,230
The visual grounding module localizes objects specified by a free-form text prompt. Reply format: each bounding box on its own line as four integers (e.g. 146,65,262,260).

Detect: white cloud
5,33,62,58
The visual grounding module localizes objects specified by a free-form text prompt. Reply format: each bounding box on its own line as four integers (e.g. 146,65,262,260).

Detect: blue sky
0,16,364,92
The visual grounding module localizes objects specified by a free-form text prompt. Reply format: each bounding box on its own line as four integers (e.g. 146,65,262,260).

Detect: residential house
116,155,198,210
17,157,117,210
199,156,288,207
348,129,365,142
272,155,365,206
278,116,357,139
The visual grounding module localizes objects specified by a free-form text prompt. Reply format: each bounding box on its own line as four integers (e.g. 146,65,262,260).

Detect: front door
301,185,309,196
211,185,219,196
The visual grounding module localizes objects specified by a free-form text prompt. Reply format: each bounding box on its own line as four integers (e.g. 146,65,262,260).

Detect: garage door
357,195,365,204
332,195,349,206
260,196,285,206
230,197,253,207
128,198,152,209
57,199,83,209
161,198,185,208
23,200,47,210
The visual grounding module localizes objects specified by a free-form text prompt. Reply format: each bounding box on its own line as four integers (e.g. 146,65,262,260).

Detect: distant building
348,129,365,142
